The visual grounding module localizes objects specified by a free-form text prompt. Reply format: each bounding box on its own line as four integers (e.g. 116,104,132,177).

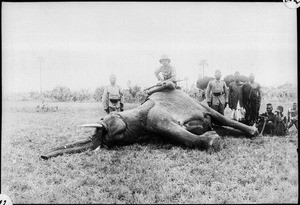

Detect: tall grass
1,100,298,203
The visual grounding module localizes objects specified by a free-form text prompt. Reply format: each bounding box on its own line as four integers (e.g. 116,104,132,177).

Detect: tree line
7,75,297,103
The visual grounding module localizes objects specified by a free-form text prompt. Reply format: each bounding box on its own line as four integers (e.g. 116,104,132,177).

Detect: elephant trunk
41,129,102,160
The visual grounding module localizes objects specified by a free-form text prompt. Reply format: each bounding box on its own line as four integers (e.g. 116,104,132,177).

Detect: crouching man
287,102,298,131
102,74,124,114
257,103,275,135
274,105,287,136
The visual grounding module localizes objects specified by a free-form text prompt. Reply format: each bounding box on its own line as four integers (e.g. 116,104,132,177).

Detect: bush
94,86,105,102
196,76,214,90
123,84,147,103
128,85,141,98
51,86,72,102
8,81,296,103
29,91,41,100
72,89,92,102
123,89,136,103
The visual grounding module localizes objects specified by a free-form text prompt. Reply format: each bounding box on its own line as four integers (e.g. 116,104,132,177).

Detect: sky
2,2,297,94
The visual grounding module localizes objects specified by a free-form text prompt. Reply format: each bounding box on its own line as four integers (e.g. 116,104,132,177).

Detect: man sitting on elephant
146,54,177,95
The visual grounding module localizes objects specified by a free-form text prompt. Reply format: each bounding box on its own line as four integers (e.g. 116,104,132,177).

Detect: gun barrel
144,78,188,91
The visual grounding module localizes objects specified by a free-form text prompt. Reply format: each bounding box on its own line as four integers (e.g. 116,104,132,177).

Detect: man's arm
154,67,163,81
205,81,212,104
118,85,124,102
287,109,291,123
257,83,262,105
283,116,287,124
224,82,229,103
168,66,177,82
102,87,109,112
118,85,124,111
228,83,232,108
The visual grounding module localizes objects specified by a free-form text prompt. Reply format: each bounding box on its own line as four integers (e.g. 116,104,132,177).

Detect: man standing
102,74,124,114
146,54,177,95
243,73,261,126
287,102,298,130
205,70,229,115
258,103,276,135
228,71,245,121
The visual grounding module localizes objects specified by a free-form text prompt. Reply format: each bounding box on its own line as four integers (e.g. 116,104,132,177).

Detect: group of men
101,54,298,136
204,69,297,136
257,102,298,136
205,70,261,125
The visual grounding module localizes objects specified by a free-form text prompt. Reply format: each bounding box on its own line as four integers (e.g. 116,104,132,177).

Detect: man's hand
157,80,165,86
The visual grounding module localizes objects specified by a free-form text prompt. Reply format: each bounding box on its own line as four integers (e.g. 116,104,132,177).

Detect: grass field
1,100,298,203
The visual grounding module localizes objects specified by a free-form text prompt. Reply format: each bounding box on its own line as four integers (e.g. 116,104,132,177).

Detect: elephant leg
154,120,222,151
178,110,204,125
212,125,248,137
200,104,259,137
183,115,212,135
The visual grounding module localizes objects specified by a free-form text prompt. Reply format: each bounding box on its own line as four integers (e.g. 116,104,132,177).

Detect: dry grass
1,100,298,203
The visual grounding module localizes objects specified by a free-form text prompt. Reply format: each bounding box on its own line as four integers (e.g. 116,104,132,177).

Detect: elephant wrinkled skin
41,89,259,159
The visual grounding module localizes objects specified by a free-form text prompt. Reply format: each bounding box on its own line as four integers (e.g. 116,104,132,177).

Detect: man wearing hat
146,54,177,95
102,74,124,114
205,70,229,115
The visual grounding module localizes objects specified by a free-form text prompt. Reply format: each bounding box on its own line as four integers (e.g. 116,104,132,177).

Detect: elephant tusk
80,123,103,128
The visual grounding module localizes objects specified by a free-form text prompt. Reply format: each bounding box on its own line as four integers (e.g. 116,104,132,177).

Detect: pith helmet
159,54,171,64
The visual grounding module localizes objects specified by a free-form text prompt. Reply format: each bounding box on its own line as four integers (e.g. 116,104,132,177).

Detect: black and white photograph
1,1,298,204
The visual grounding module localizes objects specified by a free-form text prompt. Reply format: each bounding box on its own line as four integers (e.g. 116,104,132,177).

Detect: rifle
143,77,189,91
257,115,268,135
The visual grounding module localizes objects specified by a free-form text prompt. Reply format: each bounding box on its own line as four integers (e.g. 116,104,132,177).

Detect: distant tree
123,89,135,103
128,85,141,98
93,86,105,101
42,90,53,100
277,82,295,89
51,86,72,102
29,91,40,100
72,89,92,102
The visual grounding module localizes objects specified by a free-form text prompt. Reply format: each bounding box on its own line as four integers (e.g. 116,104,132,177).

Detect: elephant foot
250,127,260,139
208,137,223,153
250,132,262,140
203,131,223,153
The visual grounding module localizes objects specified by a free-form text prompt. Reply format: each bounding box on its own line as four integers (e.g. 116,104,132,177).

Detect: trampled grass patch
1,100,298,203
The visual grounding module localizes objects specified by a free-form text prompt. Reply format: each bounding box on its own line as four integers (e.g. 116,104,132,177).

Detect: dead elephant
41,89,259,159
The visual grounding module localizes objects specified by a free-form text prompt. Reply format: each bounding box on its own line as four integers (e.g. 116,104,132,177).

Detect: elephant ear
105,114,127,137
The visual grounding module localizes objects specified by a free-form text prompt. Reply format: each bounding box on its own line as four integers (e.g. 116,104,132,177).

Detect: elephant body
41,89,259,159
